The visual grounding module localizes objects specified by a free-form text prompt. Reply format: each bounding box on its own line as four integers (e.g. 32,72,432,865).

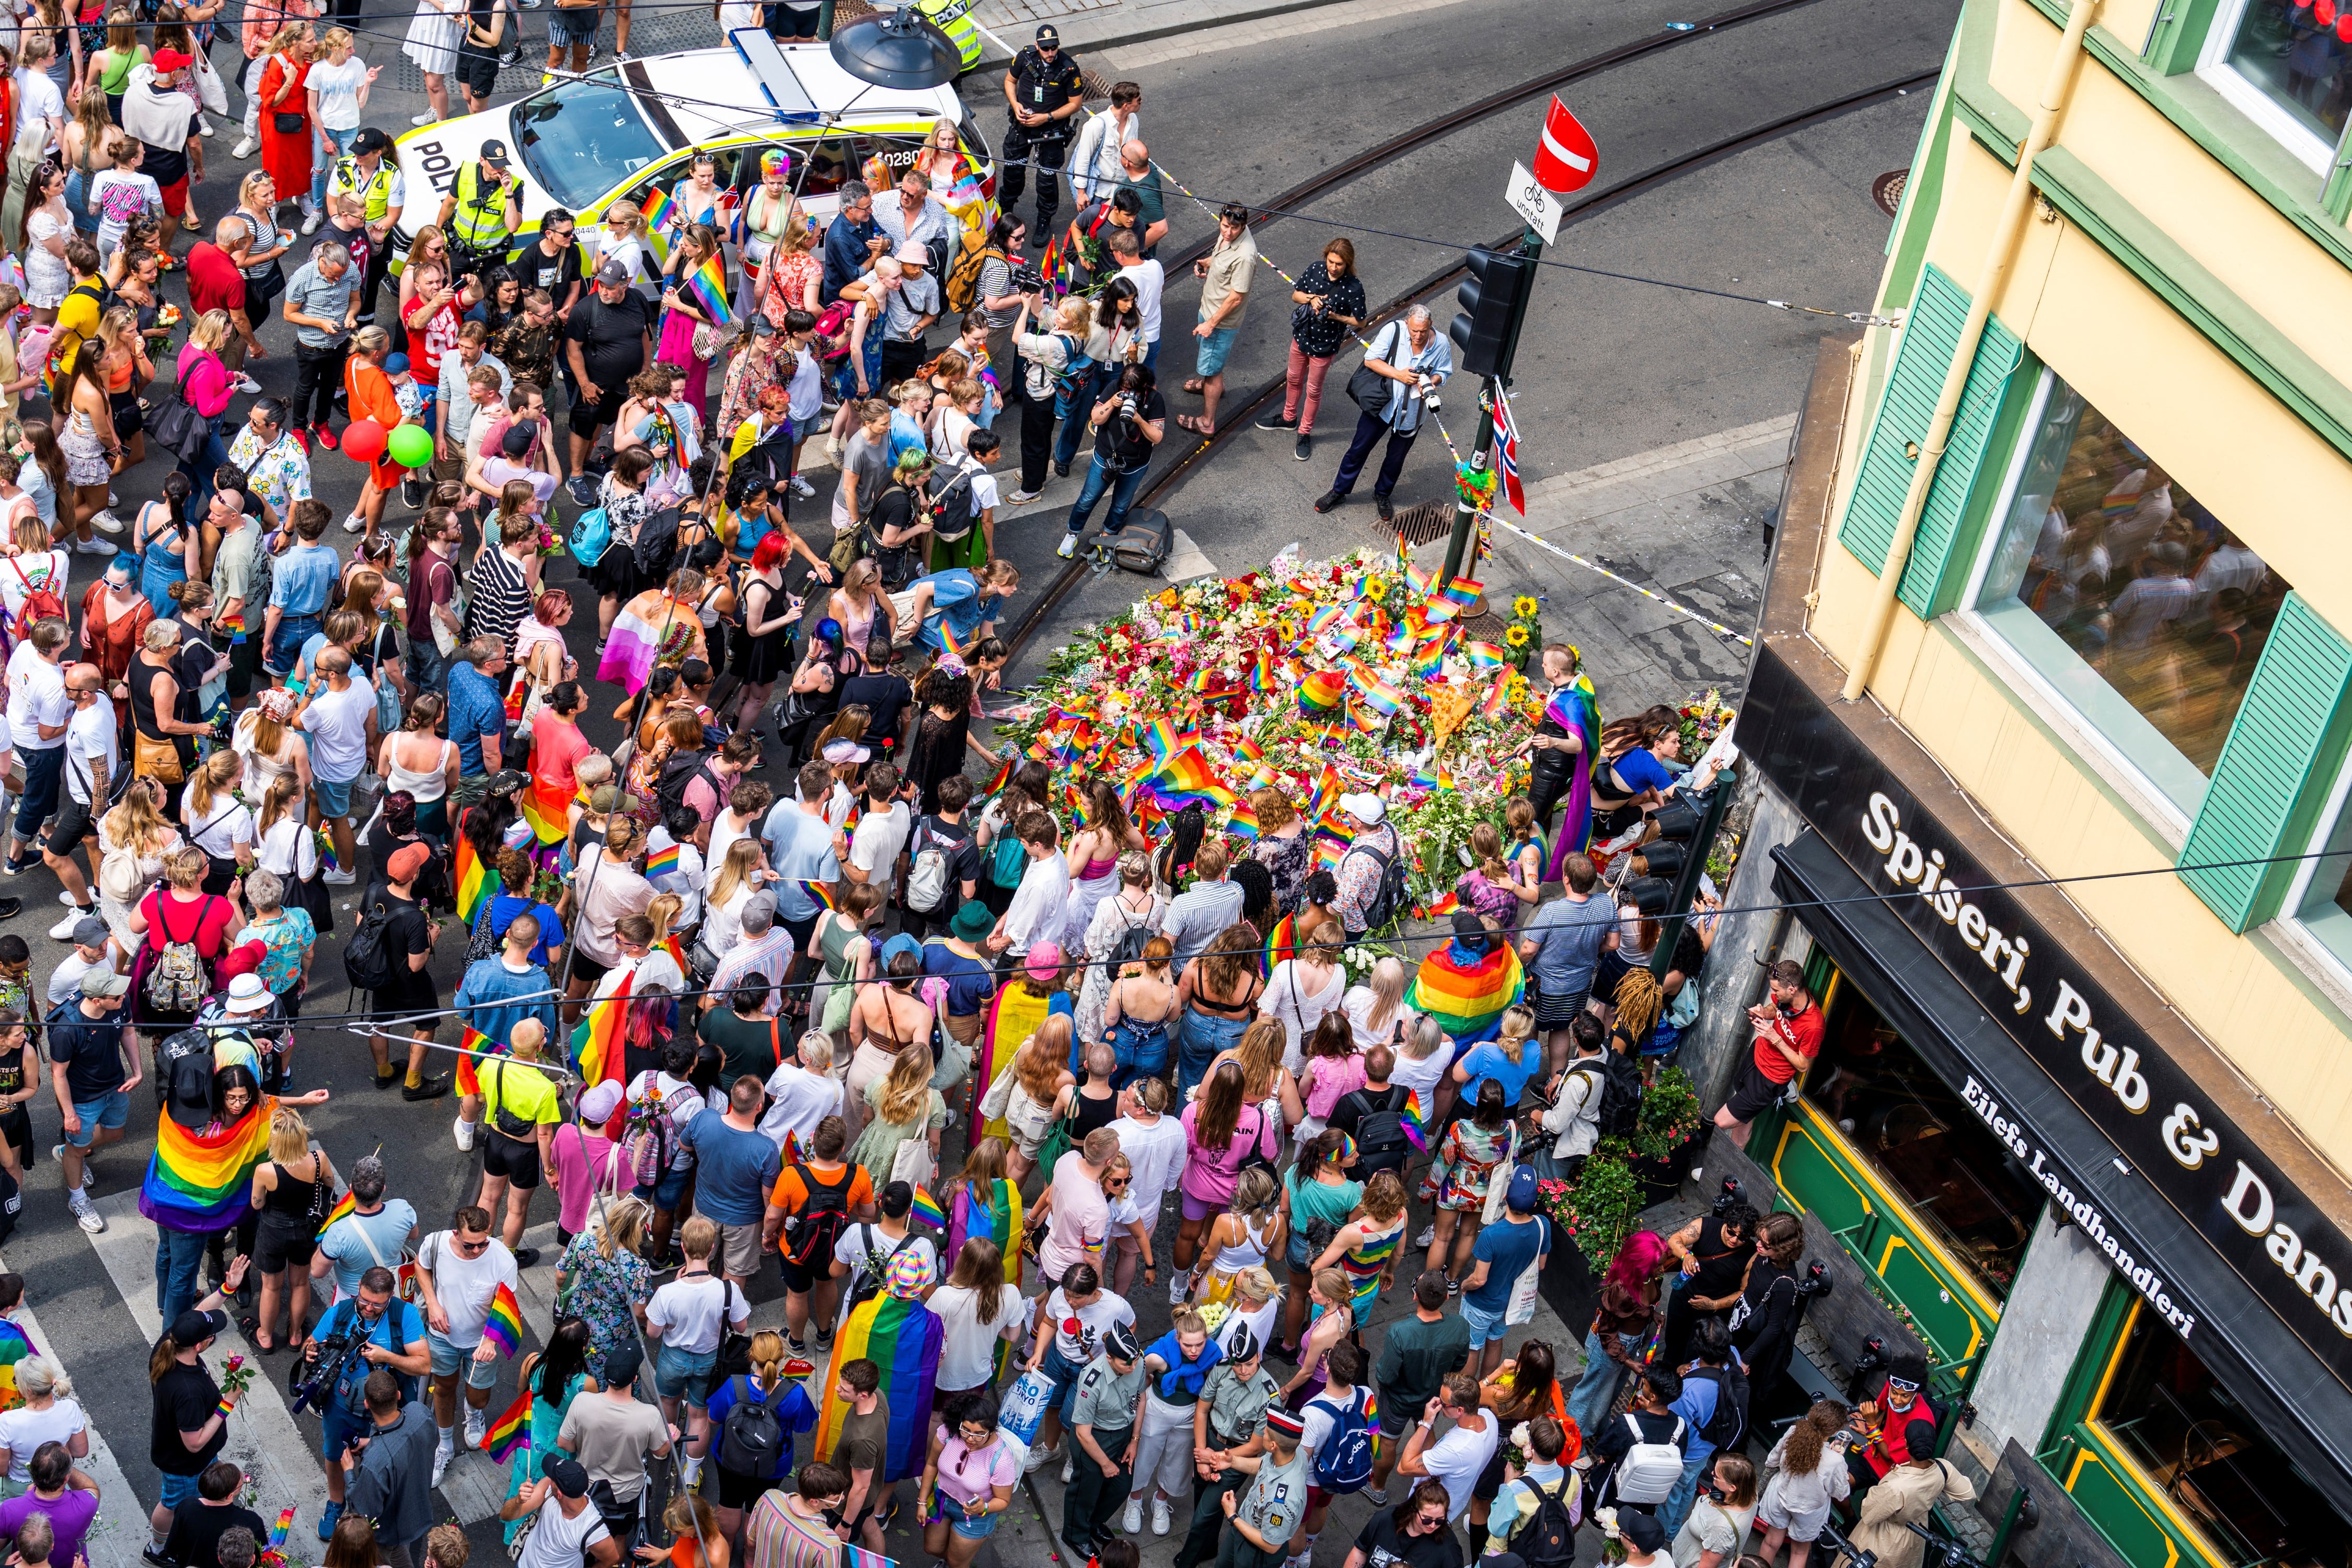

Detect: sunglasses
453,1236,491,1255
1105,1178,1130,1190
1886,1377,1921,1392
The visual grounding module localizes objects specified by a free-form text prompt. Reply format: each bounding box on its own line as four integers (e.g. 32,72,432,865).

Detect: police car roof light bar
729,27,823,121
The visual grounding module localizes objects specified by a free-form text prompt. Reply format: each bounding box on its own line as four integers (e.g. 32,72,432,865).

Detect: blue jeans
267,613,321,677
1658,1441,1715,1537
1565,1329,1625,1438
313,125,356,210
156,1227,209,1325
1051,382,1096,472
179,423,233,520
1064,453,1148,539
1331,408,1418,499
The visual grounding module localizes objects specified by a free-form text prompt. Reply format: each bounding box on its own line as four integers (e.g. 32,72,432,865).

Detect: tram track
999,62,1942,662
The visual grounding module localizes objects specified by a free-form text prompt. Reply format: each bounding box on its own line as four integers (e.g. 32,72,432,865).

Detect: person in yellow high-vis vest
435,138,523,289
326,126,405,329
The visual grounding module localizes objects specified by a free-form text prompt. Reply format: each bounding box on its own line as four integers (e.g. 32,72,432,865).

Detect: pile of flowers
995,547,1548,921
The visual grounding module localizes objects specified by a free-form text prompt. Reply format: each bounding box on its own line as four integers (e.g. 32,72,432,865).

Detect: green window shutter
2181,593,2352,931
1839,264,2025,616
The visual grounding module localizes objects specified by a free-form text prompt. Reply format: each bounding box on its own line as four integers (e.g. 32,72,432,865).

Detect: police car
389,33,994,269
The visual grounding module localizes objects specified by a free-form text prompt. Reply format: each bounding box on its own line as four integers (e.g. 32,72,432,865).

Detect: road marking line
1,1247,147,1568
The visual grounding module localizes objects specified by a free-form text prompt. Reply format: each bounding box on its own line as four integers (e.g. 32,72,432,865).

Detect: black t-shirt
459,0,496,49
1007,45,1083,122
699,1007,783,1088
838,673,912,750
565,292,653,401
914,814,979,898
164,1503,269,1568
378,888,433,981
48,1016,128,1101
136,104,199,187
1093,387,1166,471
512,241,582,304
1354,1514,1465,1568
151,1361,226,1475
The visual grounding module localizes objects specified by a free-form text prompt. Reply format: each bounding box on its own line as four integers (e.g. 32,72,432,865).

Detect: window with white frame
1966,371,2288,815
2198,0,2352,174
2284,753,2352,976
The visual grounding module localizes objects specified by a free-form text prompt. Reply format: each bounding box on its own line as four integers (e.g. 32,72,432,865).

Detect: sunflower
1505,624,1531,647
1513,596,1539,620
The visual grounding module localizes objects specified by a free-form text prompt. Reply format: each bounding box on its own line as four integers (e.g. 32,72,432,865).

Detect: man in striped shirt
707,894,793,1017
746,1461,848,1568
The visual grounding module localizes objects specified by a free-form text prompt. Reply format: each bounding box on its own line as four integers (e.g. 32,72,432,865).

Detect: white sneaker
232,373,261,395
1008,488,1042,504
90,509,122,534
230,135,258,159
342,513,366,533
106,490,118,506
56,892,76,906
69,1197,103,1235
1415,1224,1437,1249
322,868,356,885
1023,1440,1060,1474
302,208,323,235
789,475,816,498
75,537,113,556
1057,532,1079,559
1121,1501,1143,1536
1150,1499,1171,1536
463,1409,487,1449
48,908,90,940
453,1115,476,1152
411,111,438,127
431,1439,453,1488
1169,1272,1189,1304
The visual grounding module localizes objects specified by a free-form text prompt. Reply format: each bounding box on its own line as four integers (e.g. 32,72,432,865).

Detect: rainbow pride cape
944,1177,1023,1290
453,830,491,931
1542,675,1602,878
596,605,676,695
1407,939,1524,1046
570,968,637,1094
0,1319,38,1411
142,1106,273,1233
815,1294,942,1482
521,778,570,846
481,1283,524,1358
977,982,1055,1145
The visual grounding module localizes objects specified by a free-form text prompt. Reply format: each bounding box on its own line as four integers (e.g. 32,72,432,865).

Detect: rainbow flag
815,1293,943,1482
267,1508,294,1551
1224,798,1260,841
315,1189,356,1239
1140,745,1235,813
909,1187,947,1228
455,1023,508,1099
481,1283,525,1358
1298,668,1346,725
0,1320,37,1412
521,778,570,846
645,841,681,879
684,255,733,326
141,1106,273,1233
1349,666,1404,733
1408,940,1525,1046
483,1386,533,1462
1480,670,1518,722
1263,912,1297,971
799,880,840,911
979,753,1013,799
1463,641,1508,673
946,1177,1023,1292
1542,675,1602,879
1137,719,1185,763
453,831,490,930
1419,890,1461,919
1437,575,1483,610
1400,1089,1429,1152
569,969,636,1092
638,184,676,236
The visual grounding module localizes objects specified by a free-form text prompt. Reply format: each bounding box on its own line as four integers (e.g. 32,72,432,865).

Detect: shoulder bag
1346,321,1405,418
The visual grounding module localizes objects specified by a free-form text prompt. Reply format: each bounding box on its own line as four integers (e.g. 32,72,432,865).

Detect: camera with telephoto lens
287,1320,366,1416
1795,1258,1835,1300
1118,392,1139,421
1012,261,1045,294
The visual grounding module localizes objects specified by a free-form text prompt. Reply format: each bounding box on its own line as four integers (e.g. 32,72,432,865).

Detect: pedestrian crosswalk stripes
0,1247,146,1568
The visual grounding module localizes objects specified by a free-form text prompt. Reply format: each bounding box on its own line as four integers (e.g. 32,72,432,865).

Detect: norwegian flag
1492,386,1527,515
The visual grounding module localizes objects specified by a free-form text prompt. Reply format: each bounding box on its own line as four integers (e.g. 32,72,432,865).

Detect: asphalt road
1,0,1951,1562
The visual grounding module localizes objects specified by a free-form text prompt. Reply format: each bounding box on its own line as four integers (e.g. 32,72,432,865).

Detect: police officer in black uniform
1001,23,1085,246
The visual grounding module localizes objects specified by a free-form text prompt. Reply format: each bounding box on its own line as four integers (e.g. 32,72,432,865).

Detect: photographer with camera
304,1264,431,1541
1312,303,1451,523
1054,363,1164,561
342,1370,440,1568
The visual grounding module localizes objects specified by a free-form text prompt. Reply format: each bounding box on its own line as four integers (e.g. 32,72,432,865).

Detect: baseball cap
387,843,432,883
480,138,511,169
894,241,930,268
384,352,411,376
489,768,527,795
1506,1165,1539,1214
222,974,272,1015
604,1342,644,1387
821,739,870,765
70,916,108,949
501,420,539,458
350,127,390,155
79,970,129,999
543,1456,592,1498
1034,22,1058,44
595,259,631,286
151,48,191,70
1621,1515,1667,1555
750,315,777,337
169,1307,227,1344
1339,791,1386,825
580,1081,624,1124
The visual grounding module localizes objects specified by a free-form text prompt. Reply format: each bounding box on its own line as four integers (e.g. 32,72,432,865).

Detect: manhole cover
1386,501,1452,547
1872,169,1908,218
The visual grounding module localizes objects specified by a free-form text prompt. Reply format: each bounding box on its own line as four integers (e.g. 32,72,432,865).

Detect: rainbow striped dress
1338,1218,1406,1320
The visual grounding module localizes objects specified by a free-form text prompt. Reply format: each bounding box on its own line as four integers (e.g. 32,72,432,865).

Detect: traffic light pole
1436,226,1543,592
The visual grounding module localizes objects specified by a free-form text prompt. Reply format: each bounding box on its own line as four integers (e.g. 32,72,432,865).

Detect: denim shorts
548,4,601,44
64,1090,129,1147
654,1342,719,1405
948,1506,1000,1540
637,1165,690,1213
158,1472,202,1511
1460,1295,1509,1348
314,773,355,821
426,1327,500,1388
1194,320,1238,378
321,1404,369,1461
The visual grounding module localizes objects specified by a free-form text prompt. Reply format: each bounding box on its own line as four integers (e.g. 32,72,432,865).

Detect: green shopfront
1727,645,2352,1568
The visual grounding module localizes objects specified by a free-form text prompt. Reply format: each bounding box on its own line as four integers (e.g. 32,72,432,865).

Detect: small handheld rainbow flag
268,1508,295,1551
1401,1089,1429,1152
683,255,733,326
481,1283,524,1359
644,841,681,879
799,880,841,911
909,1187,947,1229
638,184,676,234
455,1024,509,1099
484,1386,533,1461
315,1189,356,1239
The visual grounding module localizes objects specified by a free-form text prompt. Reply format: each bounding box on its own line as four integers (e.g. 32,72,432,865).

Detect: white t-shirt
849,800,910,882
929,1282,1021,1390
1110,1112,1185,1216
0,549,67,638
1120,258,1166,342
0,1397,85,1485
647,825,706,929
300,678,377,782
1215,1296,1278,1363
13,67,61,144
1043,1286,1135,1366
306,55,370,131
759,1061,844,1152
6,643,66,751
1299,1386,1366,1471
515,1497,609,1568
421,1229,520,1348
185,795,255,858
1420,1415,1500,1520
47,944,108,1008
1342,986,1420,1055
645,1271,747,1355
62,697,116,806
87,169,160,251
1386,1042,1458,1110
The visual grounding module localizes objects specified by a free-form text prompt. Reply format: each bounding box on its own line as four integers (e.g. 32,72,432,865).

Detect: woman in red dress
255,24,314,228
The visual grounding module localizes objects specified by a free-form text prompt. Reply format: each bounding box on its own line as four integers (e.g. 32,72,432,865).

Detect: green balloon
387,425,435,469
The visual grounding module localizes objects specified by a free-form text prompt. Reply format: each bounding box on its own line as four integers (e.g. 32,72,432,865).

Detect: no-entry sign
1532,96,1598,194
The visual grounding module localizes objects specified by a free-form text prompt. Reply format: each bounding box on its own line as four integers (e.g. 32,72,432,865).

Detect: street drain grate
1872,169,1907,218
1386,500,1452,546
1081,68,1116,100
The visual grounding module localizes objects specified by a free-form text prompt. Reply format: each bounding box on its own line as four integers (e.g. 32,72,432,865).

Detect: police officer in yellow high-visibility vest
913,0,980,69
435,137,524,289
326,126,406,328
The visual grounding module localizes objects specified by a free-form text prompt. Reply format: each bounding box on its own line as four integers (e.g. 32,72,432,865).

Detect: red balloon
2320,0,2337,25
2338,10,2352,38
340,418,387,464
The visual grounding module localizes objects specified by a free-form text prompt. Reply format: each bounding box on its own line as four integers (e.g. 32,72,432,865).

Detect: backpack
927,462,979,543
1337,836,1408,933
341,896,395,994
1686,1363,1749,1450
1108,912,1157,972
632,505,683,577
839,1224,911,1315
718,1375,786,1477
781,1162,854,1267
905,817,959,915
1307,1385,1373,1494
1338,1085,1412,1170
143,895,218,1013
1611,1413,1687,1505
990,827,1029,890
1046,331,1096,399
1583,1050,1644,1141
5,556,65,632
943,240,1003,315
655,752,720,824
569,505,610,567
1508,1475,1581,1568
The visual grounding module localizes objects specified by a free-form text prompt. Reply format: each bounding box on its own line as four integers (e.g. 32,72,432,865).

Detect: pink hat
1022,943,1063,985
894,241,931,268
151,48,192,70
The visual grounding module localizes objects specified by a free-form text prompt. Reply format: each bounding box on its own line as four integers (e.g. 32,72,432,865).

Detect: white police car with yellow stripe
389,33,995,271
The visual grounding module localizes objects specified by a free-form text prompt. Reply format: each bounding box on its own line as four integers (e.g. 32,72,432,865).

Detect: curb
967,0,1356,70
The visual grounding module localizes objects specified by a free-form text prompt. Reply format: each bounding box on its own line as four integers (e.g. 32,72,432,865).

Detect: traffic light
1449,246,1537,379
